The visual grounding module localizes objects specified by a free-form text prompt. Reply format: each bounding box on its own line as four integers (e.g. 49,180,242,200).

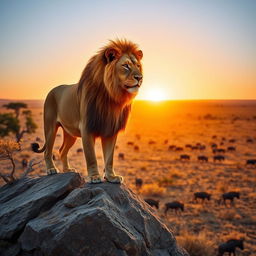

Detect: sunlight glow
144,88,168,102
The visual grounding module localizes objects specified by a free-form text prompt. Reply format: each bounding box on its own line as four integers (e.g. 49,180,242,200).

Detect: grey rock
0,172,83,240
20,182,188,256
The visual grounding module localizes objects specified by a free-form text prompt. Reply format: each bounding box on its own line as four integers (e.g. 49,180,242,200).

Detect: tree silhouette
0,103,37,142
3,102,27,119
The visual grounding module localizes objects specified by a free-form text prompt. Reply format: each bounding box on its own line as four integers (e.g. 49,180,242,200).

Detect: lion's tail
31,143,46,153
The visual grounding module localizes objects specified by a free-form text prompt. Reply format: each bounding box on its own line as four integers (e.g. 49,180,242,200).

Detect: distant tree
0,139,20,183
3,102,27,119
0,103,37,142
0,139,41,184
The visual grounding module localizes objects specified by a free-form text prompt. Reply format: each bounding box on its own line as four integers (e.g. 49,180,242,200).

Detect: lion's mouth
124,84,140,94
125,84,139,89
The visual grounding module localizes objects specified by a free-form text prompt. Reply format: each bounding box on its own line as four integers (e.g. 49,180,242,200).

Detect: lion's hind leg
59,129,77,172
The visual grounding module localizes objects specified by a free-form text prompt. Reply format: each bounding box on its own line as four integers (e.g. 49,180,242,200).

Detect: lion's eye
123,64,130,70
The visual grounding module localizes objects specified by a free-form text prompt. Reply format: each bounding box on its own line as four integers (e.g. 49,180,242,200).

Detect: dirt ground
1,100,256,255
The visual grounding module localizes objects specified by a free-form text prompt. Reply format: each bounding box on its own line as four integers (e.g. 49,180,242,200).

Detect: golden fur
32,39,143,183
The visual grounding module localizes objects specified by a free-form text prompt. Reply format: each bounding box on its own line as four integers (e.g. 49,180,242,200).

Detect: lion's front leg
81,131,102,184
101,135,123,184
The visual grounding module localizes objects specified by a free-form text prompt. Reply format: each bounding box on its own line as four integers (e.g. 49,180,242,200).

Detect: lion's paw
89,175,102,184
47,168,58,175
104,174,123,184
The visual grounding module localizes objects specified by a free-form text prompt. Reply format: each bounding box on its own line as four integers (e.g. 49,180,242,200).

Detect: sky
0,0,255,100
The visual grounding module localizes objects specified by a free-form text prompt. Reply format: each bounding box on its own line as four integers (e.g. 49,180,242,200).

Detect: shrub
177,232,215,256
140,183,166,197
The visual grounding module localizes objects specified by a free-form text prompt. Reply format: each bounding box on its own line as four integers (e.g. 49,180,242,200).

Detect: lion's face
116,54,143,94
104,47,143,103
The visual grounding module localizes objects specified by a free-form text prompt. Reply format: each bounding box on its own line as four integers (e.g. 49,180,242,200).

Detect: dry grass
140,183,166,197
157,176,173,187
177,232,215,256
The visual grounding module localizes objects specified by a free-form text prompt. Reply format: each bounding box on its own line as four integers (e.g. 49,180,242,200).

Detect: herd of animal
131,135,253,255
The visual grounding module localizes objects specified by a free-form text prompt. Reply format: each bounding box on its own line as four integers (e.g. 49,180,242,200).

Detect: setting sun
144,88,168,102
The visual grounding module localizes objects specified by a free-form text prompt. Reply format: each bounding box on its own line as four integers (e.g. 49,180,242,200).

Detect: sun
145,88,167,102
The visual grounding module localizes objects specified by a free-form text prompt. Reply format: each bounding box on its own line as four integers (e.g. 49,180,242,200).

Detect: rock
0,172,83,241
0,173,188,256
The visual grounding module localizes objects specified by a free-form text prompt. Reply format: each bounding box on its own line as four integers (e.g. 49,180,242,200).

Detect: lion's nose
134,74,143,82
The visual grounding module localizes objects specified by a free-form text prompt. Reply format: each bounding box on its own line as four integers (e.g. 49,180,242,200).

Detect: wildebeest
194,192,211,203
164,139,168,144
213,148,226,154
165,201,184,215
211,143,218,148
21,158,28,168
127,141,134,146
168,145,176,151
175,147,183,152
135,178,143,189
148,140,156,145
214,155,225,162
229,139,236,143
118,153,125,160
227,146,236,152
185,144,192,149
246,159,256,167
144,198,159,209
221,192,240,206
199,145,206,150
246,138,253,143
134,145,140,151
218,239,244,256
180,154,190,161
197,155,208,162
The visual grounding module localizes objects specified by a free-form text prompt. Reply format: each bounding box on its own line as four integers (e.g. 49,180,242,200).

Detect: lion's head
77,39,143,137
78,39,143,105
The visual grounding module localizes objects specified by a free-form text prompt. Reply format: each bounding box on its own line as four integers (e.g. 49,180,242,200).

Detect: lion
32,39,143,184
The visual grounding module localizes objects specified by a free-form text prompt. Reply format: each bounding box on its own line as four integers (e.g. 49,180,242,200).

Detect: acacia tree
0,139,20,183
3,102,27,119
0,103,37,142
0,139,41,184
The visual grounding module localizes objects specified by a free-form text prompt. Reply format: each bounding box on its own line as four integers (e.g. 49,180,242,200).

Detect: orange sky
0,0,255,100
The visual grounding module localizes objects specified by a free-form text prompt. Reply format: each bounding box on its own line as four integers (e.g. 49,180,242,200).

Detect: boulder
0,173,188,256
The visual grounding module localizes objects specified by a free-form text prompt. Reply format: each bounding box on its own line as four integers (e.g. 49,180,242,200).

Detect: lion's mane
77,39,142,138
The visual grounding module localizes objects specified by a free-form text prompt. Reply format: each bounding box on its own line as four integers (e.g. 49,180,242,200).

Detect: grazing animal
246,159,256,167
211,143,218,148
246,138,253,143
185,144,192,149
148,140,156,145
175,147,183,151
168,145,176,151
214,155,225,162
218,239,244,256
135,178,143,189
144,198,159,209
118,153,125,160
134,145,139,151
127,141,134,146
199,145,206,150
227,146,236,152
164,139,168,144
21,158,28,168
194,192,211,203
31,39,143,183
229,139,236,143
222,192,240,206
165,201,184,214
180,154,190,161
197,155,208,162
213,148,226,154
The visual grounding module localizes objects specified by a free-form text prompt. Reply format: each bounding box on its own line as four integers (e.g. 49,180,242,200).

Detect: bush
140,183,166,197
177,232,215,256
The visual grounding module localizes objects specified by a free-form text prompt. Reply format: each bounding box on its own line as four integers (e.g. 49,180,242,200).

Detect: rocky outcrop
0,172,188,256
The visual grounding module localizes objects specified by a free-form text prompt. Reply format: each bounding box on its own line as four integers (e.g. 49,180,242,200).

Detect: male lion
32,39,143,184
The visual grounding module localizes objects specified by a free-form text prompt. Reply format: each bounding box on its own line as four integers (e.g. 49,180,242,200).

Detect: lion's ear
105,48,120,63
136,50,143,60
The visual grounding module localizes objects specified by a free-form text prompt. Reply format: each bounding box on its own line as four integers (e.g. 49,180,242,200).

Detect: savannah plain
0,99,256,255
